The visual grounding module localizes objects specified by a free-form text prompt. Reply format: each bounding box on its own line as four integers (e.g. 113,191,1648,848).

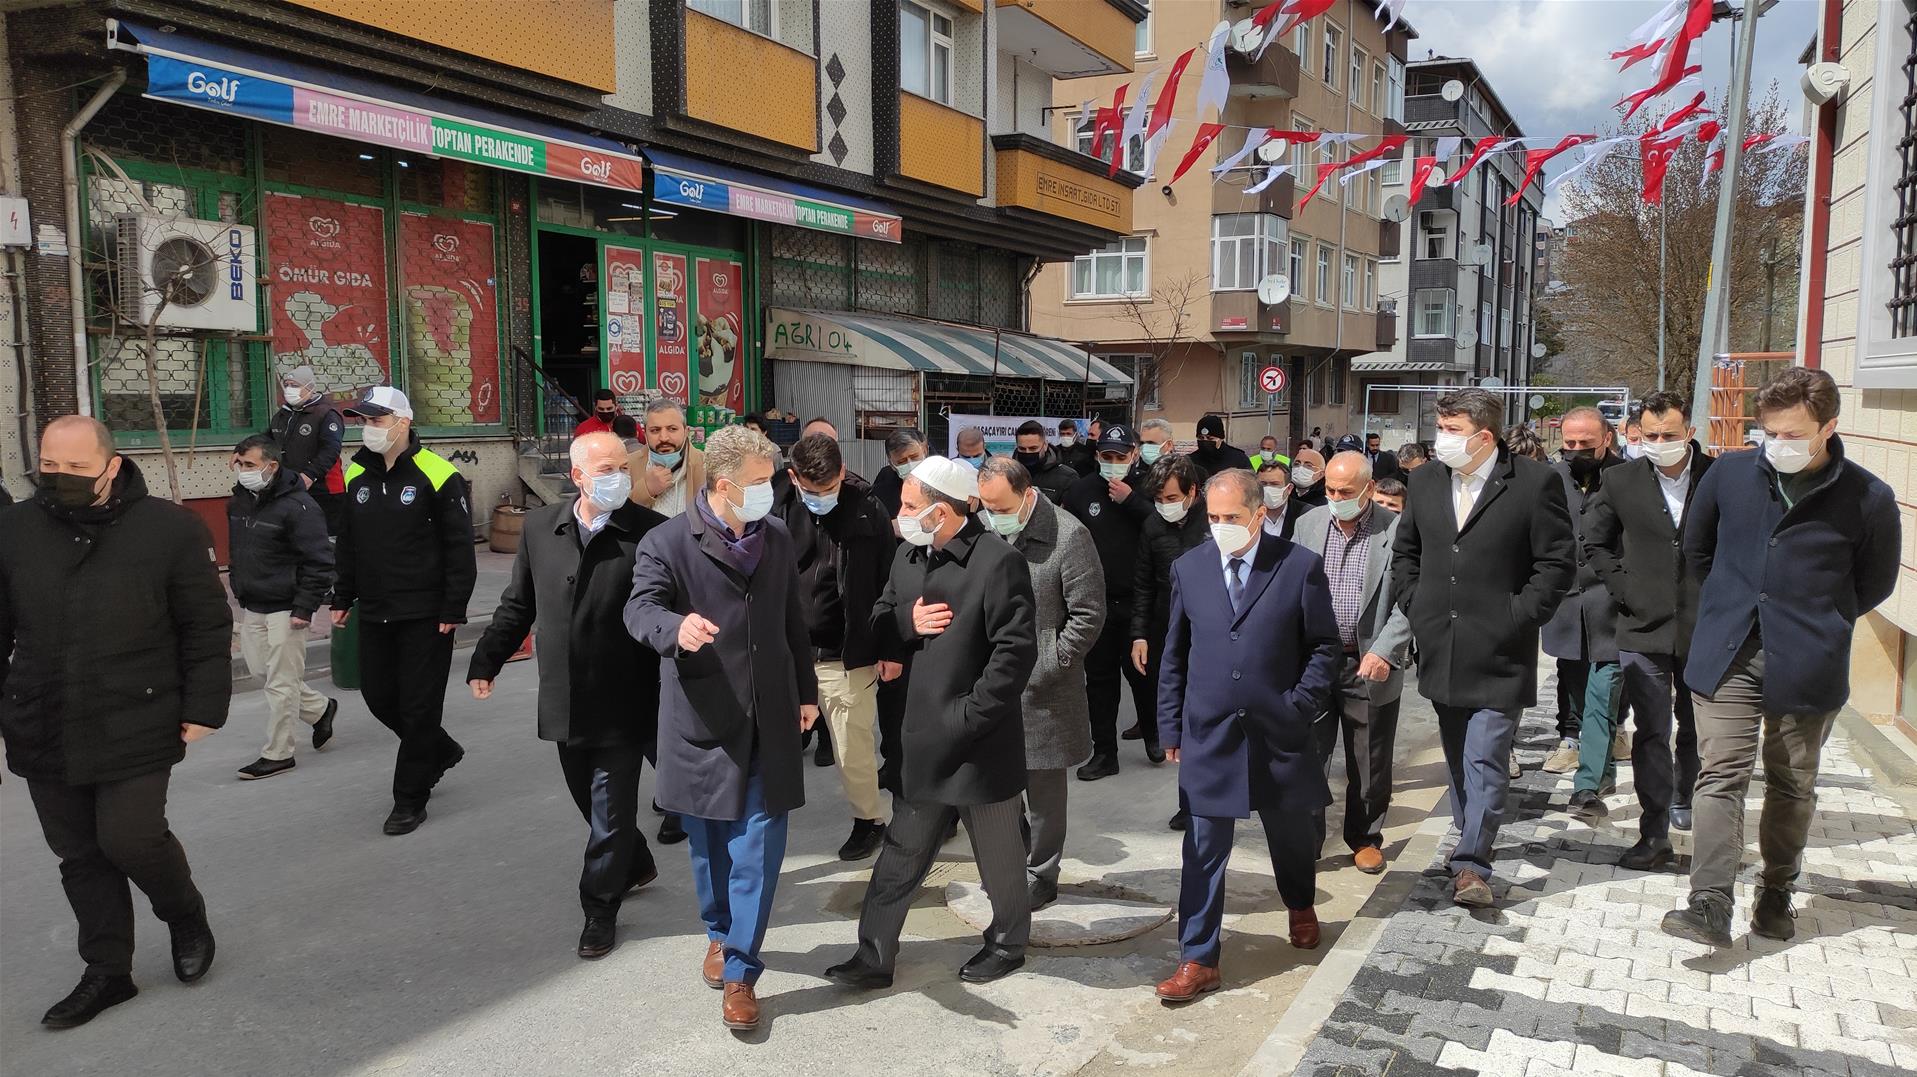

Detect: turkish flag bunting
1612,40,1666,70
1296,134,1407,209
1639,134,1685,204
1509,135,1594,205
1655,92,1710,135
1091,84,1128,159
1168,122,1229,184
1145,49,1198,143
1298,161,1344,209
1445,137,1510,187
1407,156,1442,203
1696,119,1722,144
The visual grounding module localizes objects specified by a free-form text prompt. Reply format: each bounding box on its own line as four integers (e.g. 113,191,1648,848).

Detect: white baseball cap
343,385,414,420
909,455,978,503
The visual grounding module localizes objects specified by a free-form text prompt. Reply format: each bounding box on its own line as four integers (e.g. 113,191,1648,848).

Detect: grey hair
1327,450,1373,483
979,455,1032,494
644,398,686,423
702,425,777,491
1205,468,1262,514
568,430,626,470
1140,417,1174,439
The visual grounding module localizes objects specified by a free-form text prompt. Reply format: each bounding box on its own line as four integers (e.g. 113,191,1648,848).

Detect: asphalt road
0,661,1445,1076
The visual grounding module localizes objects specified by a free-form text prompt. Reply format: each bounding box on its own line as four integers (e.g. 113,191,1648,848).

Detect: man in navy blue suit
1152,469,1341,1003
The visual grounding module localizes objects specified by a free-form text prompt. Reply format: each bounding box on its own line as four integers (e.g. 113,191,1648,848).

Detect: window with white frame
1414,288,1456,337
1289,235,1309,285
690,0,774,35
1135,0,1152,55
1343,254,1360,308
1073,115,1146,175
1419,211,1453,260
1855,0,1917,384
1364,259,1377,309
1071,236,1148,299
1372,62,1387,119
1295,21,1313,76
1323,25,1341,90
1387,56,1405,121
1381,156,1403,186
1289,119,1316,176
1351,48,1369,110
900,1,954,105
1480,302,1494,344
1316,244,1333,303
1240,352,1265,407
1212,213,1287,292
1500,305,1513,348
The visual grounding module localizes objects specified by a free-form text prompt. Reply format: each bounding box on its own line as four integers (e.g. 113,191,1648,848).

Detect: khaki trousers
237,608,330,761
816,660,884,821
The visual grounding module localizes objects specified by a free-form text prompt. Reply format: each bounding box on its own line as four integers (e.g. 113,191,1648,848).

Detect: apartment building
1365,55,1543,443
1028,0,1415,448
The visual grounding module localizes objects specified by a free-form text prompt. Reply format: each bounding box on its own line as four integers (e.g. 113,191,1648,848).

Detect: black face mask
1564,449,1601,482
595,410,616,422
36,470,105,511
1014,450,1045,472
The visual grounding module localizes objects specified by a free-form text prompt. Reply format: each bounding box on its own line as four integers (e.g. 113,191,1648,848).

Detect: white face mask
1622,441,1644,460
361,424,401,454
584,470,633,510
237,467,272,493
1433,429,1480,469
1640,439,1690,468
1211,522,1253,556
898,505,940,546
728,479,776,522
283,386,308,406
1156,500,1190,523
1329,494,1367,522
1291,467,1318,489
1262,485,1288,509
1058,435,1076,447
1764,436,1815,474
1098,460,1129,481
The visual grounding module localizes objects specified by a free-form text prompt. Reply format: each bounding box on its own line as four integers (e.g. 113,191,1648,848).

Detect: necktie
1228,557,1246,614
1454,473,1476,530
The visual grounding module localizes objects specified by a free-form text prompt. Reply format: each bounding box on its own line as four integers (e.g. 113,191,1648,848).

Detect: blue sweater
1682,435,1899,713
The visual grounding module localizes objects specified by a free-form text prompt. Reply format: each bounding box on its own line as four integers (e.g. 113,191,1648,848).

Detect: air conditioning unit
115,213,258,332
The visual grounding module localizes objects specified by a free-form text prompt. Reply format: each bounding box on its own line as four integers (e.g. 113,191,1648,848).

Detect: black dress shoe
312,697,339,750
1076,754,1119,782
434,742,465,783
823,956,894,989
1569,789,1609,822
1670,806,1694,832
170,914,215,983
814,725,835,768
1662,893,1733,947
42,974,137,1029
1029,877,1059,911
237,756,296,780
578,917,617,959
1145,745,1166,765
383,805,427,836
658,813,688,845
1619,837,1674,871
1751,887,1796,941
1121,723,1145,741
1168,808,1189,831
626,847,659,893
959,947,1024,983
838,819,885,862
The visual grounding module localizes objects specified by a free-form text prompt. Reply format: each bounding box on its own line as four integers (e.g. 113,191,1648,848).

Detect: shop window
535,182,647,238
395,156,494,215
978,250,1020,329
262,126,381,198
263,191,393,395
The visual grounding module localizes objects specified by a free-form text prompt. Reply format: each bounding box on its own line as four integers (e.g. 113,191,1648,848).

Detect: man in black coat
1393,388,1575,908
468,432,668,961
775,432,897,862
268,364,346,533
870,428,928,792
825,456,1038,989
1663,368,1899,948
1190,414,1253,477
1584,391,1714,871
1132,454,1212,831
1057,418,1096,477
226,434,337,782
1064,423,1158,776
0,416,228,1029
1012,420,1077,504
625,424,818,1033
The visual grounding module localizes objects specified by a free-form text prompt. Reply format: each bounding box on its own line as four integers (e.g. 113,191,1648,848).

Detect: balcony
683,11,818,153
994,0,1140,78
1213,169,1295,220
1415,184,1456,212
1410,257,1461,290
1404,93,1464,128
284,0,615,92
1226,43,1301,100
1212,291,1289,336
1377,308,1398,350
1379,218,1402,259
1382,115,1406,138
993,133,1137,235
899,92,986,197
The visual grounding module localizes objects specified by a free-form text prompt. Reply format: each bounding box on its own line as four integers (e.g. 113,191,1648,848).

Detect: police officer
269,365,346,534
330,387,477,836
1063,423,1157,776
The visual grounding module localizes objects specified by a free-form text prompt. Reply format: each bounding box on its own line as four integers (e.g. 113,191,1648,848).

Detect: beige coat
627,444,704,511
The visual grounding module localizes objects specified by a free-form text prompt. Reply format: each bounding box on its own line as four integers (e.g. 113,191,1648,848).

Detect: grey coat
1007,496,1105,770
1290,503,1415,705
1541,459,1622,664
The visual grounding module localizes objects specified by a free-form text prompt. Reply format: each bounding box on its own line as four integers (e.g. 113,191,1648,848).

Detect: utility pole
1657,199,1668,390
1689,0,1765,442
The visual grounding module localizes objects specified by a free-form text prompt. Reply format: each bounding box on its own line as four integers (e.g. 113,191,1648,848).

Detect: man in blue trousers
1153,468,1341,1002
626,424,819,1033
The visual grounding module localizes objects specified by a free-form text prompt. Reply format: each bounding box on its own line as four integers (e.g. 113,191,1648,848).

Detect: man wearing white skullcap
824,457,1039,988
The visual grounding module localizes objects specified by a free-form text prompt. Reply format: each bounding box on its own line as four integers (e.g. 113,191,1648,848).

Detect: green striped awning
764,307,1132,385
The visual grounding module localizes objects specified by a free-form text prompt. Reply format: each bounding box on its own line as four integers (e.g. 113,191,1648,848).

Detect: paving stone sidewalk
1293,680,1917,1077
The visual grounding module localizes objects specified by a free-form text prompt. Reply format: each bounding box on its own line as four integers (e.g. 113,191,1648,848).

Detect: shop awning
109,18,647,192
1349,358,1466,373
765,308,1132,385
647,149,903,245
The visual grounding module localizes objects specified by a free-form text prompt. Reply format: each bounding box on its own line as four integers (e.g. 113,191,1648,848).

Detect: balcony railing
1226,43,1301,100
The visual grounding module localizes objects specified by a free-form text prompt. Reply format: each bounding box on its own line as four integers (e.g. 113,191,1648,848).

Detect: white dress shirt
1217,530,1264,593
1655,455,1693,527
1452,449,1498,529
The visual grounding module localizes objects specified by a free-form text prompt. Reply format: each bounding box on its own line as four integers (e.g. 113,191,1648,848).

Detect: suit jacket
1583,444,1714,659
1157,535,1341,817
627,444,705,510
1683,435,1899,713
1008,496,1105,770
1290,503,1414,704
469,500,666,746
1392,448,1575,711
1541,457,1624,664
871,519,1037,806
624,505,818,820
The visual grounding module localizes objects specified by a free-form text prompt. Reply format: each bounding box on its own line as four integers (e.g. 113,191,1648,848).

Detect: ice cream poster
264,192,389,388
400,213,501,425
652,251,691,405
604,244,649,406
695,257,744,413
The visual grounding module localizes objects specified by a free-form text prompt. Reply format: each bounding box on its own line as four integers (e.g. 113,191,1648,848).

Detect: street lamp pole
1657,199,1668,391
1689,0,1765,440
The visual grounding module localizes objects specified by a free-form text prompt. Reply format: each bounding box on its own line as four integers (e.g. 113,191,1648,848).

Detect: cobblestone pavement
1292,681,1917,1077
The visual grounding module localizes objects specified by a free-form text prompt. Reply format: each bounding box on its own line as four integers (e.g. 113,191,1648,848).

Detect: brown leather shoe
1353,846,1386,875
1289,906,1321,949
1154,961,1222,1002
703,939,725,989
1454,870,1494,909
721,982,759,1030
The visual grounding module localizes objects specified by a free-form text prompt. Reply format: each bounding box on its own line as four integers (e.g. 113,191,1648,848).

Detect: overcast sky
1400,0,1820,220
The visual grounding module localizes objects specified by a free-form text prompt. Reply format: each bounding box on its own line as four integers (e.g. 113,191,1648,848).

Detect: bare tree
1114,270,1210,423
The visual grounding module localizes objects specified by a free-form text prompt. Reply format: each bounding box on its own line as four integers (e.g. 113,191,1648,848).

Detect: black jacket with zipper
226,465,334,621
773,472,897,669
1130,505,1212,643
1583,443,1715,659
332,437,477,624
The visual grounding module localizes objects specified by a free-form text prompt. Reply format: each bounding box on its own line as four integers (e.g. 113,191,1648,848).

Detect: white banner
947,413,1084,458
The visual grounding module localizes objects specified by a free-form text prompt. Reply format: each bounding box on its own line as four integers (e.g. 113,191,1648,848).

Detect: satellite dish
1531,342,1548,359
1257,274,1292,305
1458,328,1481,349
1441,79,1466,102
1465,241,1494,267
1381,194,1412,223
1231,19,1262,55
1529,394,1547,411
1256,139,1289,164
1479,375,1503,388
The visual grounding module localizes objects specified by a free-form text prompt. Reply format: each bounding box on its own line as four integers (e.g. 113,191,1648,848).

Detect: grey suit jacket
1008,495,1105,770
1290,503,1414,704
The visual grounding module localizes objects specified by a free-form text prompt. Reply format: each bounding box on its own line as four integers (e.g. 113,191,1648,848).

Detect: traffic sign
1259,366,1287,394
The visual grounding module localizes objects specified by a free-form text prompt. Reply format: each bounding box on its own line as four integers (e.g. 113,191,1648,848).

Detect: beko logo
228,228,247,299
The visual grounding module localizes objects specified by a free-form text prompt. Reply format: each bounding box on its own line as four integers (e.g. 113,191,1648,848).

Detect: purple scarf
695,493,765,577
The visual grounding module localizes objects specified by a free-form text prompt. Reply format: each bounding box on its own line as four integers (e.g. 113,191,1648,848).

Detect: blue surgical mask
730,479,775,522
1098,460,1129,481
650,449,684,470
985,493,1031,537
1139,442,1164,464
895,459,919,480
585,471,632,510
801,489,839,516
959,454,984,469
